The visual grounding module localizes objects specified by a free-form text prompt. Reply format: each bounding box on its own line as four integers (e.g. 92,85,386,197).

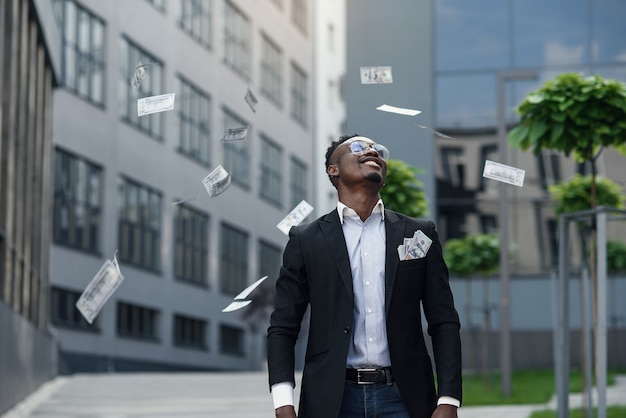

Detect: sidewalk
2,372,625,418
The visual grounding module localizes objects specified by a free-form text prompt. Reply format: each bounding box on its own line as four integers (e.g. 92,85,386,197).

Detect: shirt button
367,308,372,313
368,337,373,342
344,326,351,334
365,281,370,286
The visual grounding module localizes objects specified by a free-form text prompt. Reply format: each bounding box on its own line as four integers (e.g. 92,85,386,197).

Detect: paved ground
2,372,625,418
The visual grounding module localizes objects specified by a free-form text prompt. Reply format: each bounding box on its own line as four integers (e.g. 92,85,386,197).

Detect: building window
117,302,159,340
547,219,558,268
219,223,248,296
174,204,209,285
52,0,106,106
179,0,211,46
480,215,497,235
118,177,162,271
440,147,465,189
290,62,308,126
222,107,250,188
260,135,283,207
290,156,307,208
260,34,282,106
224,1,251,79
53,148,102,253
478,144,498,192
173,314,207,349
220,324,244,356
537,150,561,190
291,0,307,34
51,287,97,330
119,36,164,139
177,76,212,164
146,0,165,11
258,240,281,279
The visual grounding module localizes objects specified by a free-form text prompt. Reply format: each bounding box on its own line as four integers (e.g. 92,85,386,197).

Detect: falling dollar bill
137,93,176,117
415,124,455,139
131,61,150,95
360,66,393,84
483,160,525,187
277,200,314,235
76,260,125,324
221,126,250,142
201,165,231,198
222,276,268,313
244,87,258,113
376,104,422,116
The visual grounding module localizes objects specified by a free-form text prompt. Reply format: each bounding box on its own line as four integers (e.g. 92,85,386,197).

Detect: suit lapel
320,210,354,304
384,210,405,315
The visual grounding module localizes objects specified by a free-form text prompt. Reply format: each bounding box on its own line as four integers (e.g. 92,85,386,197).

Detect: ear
327,165,339,177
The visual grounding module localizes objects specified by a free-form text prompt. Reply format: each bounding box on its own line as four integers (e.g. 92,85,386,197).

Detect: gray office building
48,0,314,373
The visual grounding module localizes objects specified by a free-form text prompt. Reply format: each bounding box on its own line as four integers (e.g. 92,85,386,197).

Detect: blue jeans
338,380,410,418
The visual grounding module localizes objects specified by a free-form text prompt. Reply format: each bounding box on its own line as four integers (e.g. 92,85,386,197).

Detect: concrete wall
449,275,626,371
0,302,56,415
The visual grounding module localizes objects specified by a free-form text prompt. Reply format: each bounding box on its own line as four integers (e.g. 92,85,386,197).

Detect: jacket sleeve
267,226,310,390
422,220,463,404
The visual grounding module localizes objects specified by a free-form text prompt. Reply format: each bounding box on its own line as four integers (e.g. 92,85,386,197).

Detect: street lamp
496,69,538,397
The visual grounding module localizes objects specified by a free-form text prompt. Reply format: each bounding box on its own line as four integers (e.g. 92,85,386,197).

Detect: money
376,104,422,116
222,276,268,313
137,93,176,117
360,66,393,84
244,87,258,113
415,124,455,139
201,165,231,198
76,260,125,324
277,200,314,235
483,160,525,187
131,61,150,95
397,230,432,261
221,126,250,142
111,250,122,274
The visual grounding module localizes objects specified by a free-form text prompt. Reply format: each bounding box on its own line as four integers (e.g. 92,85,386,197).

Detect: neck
338,189,381,221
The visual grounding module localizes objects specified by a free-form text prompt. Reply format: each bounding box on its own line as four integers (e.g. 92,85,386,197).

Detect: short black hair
324,133,359,170
324,133,359,189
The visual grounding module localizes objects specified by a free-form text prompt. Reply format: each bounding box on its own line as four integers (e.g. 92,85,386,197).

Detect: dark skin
275,139,457,418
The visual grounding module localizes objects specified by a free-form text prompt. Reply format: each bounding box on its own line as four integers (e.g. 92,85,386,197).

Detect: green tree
607,241,626,276
509,73,626,208
444,234,500,387
380,159,428,218
548,174,625,215
510,73,626,405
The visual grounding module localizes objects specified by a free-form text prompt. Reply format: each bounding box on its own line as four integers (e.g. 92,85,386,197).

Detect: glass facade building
433,0,626,274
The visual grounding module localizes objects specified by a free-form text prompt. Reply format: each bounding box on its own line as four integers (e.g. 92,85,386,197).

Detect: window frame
53,147,103,254
118,176,162,272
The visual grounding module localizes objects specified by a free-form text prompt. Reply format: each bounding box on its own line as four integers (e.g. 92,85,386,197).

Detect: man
267,134,462,418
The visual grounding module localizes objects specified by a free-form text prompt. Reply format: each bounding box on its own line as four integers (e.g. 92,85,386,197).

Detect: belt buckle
356,368,378,385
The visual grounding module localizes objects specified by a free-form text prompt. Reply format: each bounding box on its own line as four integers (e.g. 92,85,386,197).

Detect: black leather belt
346,367,394,385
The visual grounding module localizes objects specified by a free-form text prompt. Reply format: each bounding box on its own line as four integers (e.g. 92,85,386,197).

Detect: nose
363,145,379,157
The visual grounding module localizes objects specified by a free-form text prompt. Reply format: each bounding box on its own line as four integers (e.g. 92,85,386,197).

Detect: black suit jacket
267,209,462,418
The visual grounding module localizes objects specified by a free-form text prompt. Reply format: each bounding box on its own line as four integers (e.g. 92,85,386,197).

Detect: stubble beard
365,172,383,183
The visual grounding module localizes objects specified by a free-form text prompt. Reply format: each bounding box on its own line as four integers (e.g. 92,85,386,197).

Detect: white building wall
313,0,346,216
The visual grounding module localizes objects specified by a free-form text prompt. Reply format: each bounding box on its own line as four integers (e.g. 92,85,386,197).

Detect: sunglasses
347,140,390,160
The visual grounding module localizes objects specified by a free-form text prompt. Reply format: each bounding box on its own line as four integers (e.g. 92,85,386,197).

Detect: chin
365,172,383,183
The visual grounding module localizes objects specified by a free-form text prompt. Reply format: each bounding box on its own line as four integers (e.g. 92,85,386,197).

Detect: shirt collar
336,199,385,224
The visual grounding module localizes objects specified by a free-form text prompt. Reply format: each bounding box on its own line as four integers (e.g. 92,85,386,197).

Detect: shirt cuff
438,396,460,408
271,382,295,409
